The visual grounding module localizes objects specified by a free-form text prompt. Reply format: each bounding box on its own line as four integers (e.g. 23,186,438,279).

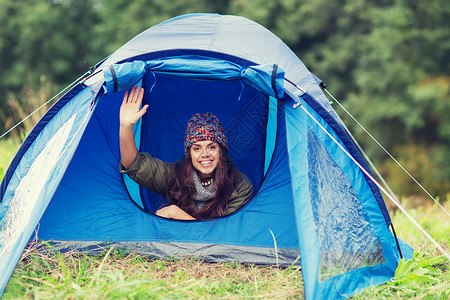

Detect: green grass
0,137,21,177
353,200,450,299
1,137,449,299
4,244,304,299
354,250,449,299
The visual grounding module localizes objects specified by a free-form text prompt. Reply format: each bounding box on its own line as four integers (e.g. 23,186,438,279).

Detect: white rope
323,88,450,218
0,97,55,140
296,101,450,260
334,109,401,203
0,70,93,141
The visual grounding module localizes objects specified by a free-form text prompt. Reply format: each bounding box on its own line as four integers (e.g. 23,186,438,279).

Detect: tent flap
103,56,285,98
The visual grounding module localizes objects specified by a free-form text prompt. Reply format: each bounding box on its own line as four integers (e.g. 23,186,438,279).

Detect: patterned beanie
184,112,228,152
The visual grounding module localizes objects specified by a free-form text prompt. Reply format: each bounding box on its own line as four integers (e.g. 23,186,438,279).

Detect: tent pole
389,223,403,259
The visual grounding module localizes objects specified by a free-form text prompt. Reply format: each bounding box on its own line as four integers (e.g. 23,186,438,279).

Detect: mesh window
307,129,385,281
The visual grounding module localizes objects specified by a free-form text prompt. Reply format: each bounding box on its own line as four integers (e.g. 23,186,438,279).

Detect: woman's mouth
200,160,213,167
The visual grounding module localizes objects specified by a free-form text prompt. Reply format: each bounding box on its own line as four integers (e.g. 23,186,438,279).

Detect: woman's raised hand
120,86,149,127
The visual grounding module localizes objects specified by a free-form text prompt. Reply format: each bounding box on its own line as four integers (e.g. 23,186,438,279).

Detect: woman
119,86,253,220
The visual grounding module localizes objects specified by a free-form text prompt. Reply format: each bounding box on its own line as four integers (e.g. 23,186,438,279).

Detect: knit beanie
184,112,228,152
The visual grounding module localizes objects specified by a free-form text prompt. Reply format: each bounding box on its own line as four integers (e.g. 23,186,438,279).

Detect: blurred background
0,0,448,201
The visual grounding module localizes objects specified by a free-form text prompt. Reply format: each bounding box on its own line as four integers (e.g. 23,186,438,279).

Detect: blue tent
0,13,412,299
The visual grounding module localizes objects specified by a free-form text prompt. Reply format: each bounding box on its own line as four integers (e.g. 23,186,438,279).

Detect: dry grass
4,241,304,299
2,76,55,141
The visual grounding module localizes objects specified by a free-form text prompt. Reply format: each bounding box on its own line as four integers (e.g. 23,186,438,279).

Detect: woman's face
190,140,221,179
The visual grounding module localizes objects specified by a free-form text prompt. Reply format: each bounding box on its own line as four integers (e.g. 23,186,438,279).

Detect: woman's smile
190,140,221,179
200,160,213,166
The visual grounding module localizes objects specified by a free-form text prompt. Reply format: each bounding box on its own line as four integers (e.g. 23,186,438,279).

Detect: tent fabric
94,12,390,225
299,92,391,223
103,56,285,99
0,87,98,295
43,240,301,265
96,14,327,114
285,95,412,297
0,13,413,299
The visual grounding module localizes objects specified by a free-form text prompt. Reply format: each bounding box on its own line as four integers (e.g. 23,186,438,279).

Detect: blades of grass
55,251,70,284
417,255,448,268
75,254,89,285
20,275,57,288
286,256,302,278
88,245,114,287
269,229,279,268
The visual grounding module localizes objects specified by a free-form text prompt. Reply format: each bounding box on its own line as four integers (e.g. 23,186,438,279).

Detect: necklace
201,178,213,187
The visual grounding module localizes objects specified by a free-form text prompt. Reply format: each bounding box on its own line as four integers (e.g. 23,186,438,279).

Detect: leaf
394,258,415,277
417,255,447,268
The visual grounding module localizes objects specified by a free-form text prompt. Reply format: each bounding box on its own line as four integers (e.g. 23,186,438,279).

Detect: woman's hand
156,205,196,220
119,86,148,169
120,86,148,127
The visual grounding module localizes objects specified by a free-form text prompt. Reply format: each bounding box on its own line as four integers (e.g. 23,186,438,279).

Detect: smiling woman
190,140,220,178
119,86,254,221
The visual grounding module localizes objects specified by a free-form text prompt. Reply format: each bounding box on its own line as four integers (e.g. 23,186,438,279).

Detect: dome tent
0,13,413,299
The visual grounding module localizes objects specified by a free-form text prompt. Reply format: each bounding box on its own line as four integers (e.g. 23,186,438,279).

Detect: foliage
354,251,449,299
0,0,98,92
0,137,20,178
322,0,450,197
353,198,450,298
0,0,448,196
381,143,450,198
1,76,55,141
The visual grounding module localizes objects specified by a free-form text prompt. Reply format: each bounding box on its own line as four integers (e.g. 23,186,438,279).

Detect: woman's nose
200,148,210,157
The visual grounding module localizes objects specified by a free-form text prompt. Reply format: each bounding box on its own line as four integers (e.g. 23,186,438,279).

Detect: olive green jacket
120,152,254,215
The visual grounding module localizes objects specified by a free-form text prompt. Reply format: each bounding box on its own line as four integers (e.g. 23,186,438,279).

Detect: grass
1,136,449,299
4,243,304,299
353,200,450,299
0,137,22,177
354,250,449,299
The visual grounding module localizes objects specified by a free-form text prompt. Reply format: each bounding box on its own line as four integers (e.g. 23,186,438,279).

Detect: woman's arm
156,205,196,220
119,86,148,169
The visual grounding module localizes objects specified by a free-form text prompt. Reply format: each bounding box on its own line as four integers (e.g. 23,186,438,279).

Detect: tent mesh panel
307,129,385,281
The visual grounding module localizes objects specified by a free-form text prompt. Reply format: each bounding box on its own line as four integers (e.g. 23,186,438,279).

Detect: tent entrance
123,71,277,213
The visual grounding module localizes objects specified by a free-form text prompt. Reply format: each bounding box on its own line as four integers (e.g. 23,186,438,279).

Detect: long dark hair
166,145,238,220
